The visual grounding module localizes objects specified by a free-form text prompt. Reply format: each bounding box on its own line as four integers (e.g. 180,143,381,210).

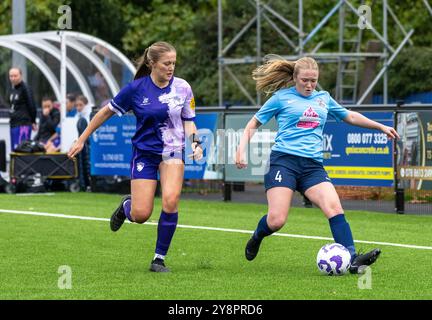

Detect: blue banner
184,113,218,179
323,112,394,187
90,113,218,178
90,115,136,176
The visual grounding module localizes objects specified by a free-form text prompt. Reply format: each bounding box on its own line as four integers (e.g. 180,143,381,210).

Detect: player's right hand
235,148,247,169
67,140,84,159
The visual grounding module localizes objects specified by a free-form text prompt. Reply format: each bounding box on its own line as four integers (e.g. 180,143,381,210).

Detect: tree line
0,0,431,105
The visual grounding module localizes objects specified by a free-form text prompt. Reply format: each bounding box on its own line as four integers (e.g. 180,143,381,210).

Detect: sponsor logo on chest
159,91,185,109
297,106,320,129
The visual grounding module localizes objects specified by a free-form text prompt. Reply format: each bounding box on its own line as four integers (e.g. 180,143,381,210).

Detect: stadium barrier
193,102,432,215
16,102,426,214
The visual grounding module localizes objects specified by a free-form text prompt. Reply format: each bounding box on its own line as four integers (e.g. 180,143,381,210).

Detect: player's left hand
381,125,400,140
188,142,203,161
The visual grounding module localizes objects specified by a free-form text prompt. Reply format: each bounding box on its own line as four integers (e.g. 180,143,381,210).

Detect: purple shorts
10,125,32,151
130,149,184,180
53,136,61,148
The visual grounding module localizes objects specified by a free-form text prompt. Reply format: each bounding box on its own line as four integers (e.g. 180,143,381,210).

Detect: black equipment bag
10,152,78,180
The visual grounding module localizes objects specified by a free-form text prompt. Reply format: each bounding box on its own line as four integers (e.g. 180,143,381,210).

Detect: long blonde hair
134,41,176,80
252,56,319,94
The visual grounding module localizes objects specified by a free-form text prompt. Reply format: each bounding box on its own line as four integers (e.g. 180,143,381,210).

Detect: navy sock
155,211,178,256
252,214,274,241
329,214,356,260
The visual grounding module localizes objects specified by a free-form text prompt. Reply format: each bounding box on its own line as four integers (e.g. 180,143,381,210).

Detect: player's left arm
181,82,202,160
343,111,400,140
184,120,203,161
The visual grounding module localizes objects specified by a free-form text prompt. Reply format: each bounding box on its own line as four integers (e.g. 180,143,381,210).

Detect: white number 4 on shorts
275,170,282,182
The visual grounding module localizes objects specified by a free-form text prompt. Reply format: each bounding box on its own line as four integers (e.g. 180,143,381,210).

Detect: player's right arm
67,105,115,158
235,117,262,169
236,93,280,169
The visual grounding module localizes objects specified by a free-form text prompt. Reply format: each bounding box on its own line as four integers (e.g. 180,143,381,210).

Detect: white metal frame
10,37,95,106
22,31,137,76
0,30,137,151
218,0,423,106
0,39,61,100
32,33,120,95
0,30,137,100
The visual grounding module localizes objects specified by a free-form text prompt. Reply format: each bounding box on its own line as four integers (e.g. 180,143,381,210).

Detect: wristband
191,133,202,145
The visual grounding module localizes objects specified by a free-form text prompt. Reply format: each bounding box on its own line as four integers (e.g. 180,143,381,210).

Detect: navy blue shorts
130,149,184,180
264,151,331,194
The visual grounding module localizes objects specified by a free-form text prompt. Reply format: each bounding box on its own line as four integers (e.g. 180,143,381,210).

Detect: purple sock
122,198,133,222
155,211,178,256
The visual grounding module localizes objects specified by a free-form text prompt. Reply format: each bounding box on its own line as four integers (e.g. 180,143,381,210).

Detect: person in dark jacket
0,94,7,109
7,67,37,151
34,96,61,152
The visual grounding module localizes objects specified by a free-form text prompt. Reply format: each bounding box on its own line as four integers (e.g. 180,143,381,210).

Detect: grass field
1,192,432,300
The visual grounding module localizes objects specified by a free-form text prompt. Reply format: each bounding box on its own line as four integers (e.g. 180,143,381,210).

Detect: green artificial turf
0,192,431,300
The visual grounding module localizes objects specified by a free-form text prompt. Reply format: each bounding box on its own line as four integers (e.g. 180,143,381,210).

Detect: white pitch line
15,193,56,197
1,208,432,251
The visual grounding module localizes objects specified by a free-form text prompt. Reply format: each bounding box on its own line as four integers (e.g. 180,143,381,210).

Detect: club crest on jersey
297,106,320,129
136,162,145,172
316,98,326,108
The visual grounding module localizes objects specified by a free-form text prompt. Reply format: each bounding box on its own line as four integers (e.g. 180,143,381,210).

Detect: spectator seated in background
74,95,91,191
43,131,61,153
34,96,61,153
66,93,77,117
75,94,91,129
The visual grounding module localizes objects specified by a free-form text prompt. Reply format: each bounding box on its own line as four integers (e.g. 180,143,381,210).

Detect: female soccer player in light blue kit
68,42,203,273
236,56,399,274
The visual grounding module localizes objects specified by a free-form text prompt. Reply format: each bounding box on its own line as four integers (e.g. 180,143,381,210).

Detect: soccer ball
316,243,351,276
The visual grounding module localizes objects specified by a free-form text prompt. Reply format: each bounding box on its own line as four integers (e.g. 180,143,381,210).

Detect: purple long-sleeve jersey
108,76,195,156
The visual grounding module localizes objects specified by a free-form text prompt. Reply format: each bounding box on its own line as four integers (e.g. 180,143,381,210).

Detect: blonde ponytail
252,56,319,94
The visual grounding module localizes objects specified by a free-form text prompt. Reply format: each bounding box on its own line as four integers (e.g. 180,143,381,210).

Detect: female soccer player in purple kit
68,42,203,273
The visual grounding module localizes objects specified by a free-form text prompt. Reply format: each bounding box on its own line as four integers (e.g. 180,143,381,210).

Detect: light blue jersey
254,86,349,162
